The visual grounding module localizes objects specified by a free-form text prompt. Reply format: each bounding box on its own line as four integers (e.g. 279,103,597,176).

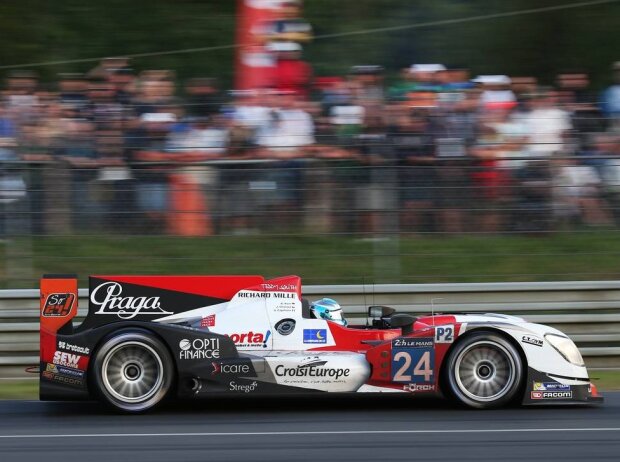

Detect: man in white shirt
255,92,314,155
521,89,572,157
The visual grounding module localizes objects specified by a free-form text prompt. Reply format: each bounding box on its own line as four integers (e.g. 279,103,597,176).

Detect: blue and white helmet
310,298,347,326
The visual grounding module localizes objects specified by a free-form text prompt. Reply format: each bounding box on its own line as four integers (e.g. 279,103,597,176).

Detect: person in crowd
553,154,611,226
556,71,605,150
350,109,393,235
124,111,178,230
518,88,572,158
255,91,315,157
133,70,176,116
184,78,221,118
58,73,90,113
431,88,479,234
58,118,102,229
93,128,131,230
349,65,385,105
601,62,620,131
390,107,436,233
473,75,517,111
271,42,312,99
2,55,620,238
4,70,39,125
85,79,125,131
167,115,229,156
230,89,273,148
589,133,620,225
470,115,513,233
106,67,137,106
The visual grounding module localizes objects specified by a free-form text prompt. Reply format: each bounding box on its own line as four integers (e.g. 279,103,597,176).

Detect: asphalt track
0,393,619,462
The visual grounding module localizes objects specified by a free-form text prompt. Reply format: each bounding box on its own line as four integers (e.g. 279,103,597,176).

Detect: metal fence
1,280,619,378
3,154,620,289
4,155,620,238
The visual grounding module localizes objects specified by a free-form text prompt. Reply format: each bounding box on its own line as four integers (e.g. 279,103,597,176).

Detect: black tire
443,331,523,409
92,330,173,413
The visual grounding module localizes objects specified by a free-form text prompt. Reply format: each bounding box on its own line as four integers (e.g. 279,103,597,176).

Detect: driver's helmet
310,298,347,326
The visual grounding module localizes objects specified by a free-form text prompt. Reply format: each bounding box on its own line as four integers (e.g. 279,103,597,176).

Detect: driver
310,298,347,326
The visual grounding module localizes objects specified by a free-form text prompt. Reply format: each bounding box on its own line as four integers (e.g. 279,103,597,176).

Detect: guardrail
1,281,620,377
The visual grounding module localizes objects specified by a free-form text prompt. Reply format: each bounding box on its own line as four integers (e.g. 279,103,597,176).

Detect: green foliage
2,231,620,288
0,0,618,87
0,380,38,399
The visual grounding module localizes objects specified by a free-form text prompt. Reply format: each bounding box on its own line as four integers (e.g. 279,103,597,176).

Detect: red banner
235,0,279,90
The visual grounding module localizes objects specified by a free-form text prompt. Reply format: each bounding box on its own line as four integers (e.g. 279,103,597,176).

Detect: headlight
545,333,585,366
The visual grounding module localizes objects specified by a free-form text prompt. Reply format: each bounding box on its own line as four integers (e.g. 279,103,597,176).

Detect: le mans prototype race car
39,274,603,412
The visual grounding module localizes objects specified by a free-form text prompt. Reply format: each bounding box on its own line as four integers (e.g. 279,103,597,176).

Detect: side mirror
368,305,396,319
388,313,417,334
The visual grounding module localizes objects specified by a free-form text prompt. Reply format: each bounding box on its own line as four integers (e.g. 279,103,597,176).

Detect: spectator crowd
1,53,620,237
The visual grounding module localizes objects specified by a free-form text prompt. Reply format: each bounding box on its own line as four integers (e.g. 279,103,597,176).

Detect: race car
39,274,603,412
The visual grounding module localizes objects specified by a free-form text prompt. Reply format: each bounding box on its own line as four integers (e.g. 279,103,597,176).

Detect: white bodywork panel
455,314,589,381
157,280,589,388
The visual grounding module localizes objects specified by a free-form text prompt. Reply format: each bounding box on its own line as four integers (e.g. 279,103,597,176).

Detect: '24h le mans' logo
42,293,75,317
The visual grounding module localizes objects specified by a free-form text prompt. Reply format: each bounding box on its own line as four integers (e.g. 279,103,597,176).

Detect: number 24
393,351,433,382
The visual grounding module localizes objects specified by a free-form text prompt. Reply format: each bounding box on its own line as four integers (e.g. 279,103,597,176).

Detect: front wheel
443,331,523,409
92,330,173,412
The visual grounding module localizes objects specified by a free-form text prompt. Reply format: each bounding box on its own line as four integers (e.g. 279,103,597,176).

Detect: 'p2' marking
435,325,454,343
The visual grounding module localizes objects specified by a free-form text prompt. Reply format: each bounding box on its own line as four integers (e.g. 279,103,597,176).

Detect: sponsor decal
531,391,573,400
303,329,327,344
178,338,221,360
533,381,571,391
392,337,434,349
42,293,75,317
260,283,297,291
211,361,251,376
299,356,328,367
403,383,436,392
43,363,84,387
522,335,543,347
434,325,454,343
200,314,216,328
272,293,295,299
46,362,84,378
275,357,349,380
275,318,296,336
273,302,297,313
53,351,81,368
237,291,295,299
228,330,271,348
229,381,258,393
48,374,83,387
46,363,58,374
57,340,90,355
392,339,434,383
56,366,84,378
90,281,173,319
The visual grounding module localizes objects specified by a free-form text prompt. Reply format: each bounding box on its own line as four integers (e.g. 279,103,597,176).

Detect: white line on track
0,428,619,439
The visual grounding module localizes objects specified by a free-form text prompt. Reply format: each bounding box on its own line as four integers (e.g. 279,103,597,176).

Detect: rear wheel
444,331,523,409
92,330,173,412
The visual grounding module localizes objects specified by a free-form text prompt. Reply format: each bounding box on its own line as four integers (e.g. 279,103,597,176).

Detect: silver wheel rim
102,341,164,403
454,340,516,402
